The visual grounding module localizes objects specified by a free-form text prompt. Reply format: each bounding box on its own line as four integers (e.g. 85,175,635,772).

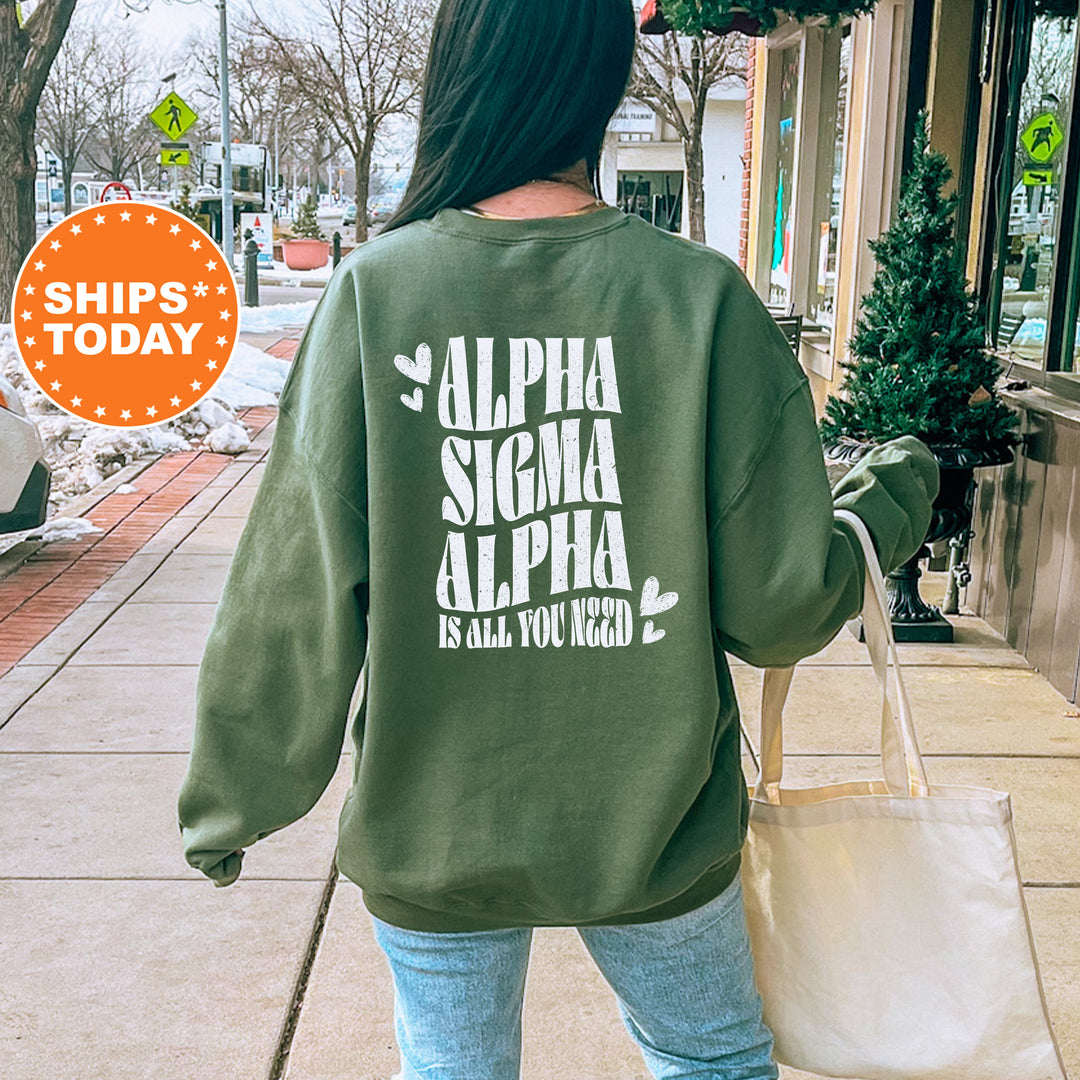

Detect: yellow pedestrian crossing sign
150,91,197,140
160,146,191,166
1020,111,1064,164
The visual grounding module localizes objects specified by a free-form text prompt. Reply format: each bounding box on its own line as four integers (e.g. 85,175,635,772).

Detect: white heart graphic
400,388,423,412
642,620,665,645
394,343,432,385
640,576,678,617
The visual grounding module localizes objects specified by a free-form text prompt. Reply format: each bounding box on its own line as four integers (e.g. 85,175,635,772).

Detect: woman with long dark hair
178,2,939,1076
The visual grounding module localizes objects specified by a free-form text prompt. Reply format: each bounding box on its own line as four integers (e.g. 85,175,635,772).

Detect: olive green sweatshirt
178,205,940,931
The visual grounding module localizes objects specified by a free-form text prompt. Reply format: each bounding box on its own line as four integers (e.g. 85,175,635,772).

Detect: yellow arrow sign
150,91,198,140
160,148,191,166
1020,111,1064,164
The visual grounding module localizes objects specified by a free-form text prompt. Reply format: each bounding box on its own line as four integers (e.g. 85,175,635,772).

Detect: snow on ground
0,326,292,543
212,341,293,406
29,516,104,543
239,300,318,333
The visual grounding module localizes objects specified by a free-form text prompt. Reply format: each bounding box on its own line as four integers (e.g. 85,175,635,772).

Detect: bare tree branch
15,0,78,118
247,0,433,239
39,15,102,212
625,26,746,242
81,22,157,182
0,0,78,321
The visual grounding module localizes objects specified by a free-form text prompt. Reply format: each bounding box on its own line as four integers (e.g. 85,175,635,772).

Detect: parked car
0,373,50,534
342,201,357,226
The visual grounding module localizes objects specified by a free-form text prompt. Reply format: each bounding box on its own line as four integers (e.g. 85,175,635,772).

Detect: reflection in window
617,171,684,232
811,25,852,328
770,44,801,308
995,10,1077,368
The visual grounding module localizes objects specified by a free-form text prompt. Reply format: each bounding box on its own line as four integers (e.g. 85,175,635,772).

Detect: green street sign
1020,111,1064,164
150,91,197,140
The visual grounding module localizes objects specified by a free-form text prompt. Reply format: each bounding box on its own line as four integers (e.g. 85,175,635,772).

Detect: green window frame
986,0,1080,400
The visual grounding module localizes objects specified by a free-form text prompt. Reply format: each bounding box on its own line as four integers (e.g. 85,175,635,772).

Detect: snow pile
239,300,318,332
0,326,290,520
206,422,250,453
211,341,292,407
23,516,104,543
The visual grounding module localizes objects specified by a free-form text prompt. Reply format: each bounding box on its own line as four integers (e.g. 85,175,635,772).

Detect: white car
0,373,50,533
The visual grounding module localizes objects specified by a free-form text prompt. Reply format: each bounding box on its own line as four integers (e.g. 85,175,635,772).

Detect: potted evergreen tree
282,194,330,270
819,111,1021,640
169,183,201,224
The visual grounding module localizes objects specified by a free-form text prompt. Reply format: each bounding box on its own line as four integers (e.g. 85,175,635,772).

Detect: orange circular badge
11,202,240,428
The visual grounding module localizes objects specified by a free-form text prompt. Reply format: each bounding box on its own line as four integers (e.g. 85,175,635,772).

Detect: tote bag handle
755,509,930,801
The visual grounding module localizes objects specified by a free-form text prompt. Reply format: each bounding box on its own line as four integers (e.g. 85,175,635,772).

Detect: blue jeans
369,874,779,1080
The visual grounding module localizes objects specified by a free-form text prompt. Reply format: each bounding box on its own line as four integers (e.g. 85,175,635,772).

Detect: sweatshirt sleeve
178,267,369,886
706,262,940,669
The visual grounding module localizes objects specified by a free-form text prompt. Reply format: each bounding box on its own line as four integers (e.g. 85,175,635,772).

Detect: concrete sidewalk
1,405,1077,1079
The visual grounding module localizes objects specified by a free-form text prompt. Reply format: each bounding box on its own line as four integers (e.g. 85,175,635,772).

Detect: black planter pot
824,438,1015,641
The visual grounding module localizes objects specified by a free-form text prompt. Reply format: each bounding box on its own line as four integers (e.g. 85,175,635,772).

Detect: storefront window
994,9,1078,368
769,44,801,308
616,171,683,232
810,25,852,328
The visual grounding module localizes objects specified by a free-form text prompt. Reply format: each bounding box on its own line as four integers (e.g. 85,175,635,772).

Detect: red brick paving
0,335,301,676
266,338,302,359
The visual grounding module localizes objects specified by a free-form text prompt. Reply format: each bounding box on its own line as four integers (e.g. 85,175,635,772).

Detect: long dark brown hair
380,0,636,233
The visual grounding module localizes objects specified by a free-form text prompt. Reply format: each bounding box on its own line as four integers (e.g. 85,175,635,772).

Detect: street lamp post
46,158,57,226
217,0,235,269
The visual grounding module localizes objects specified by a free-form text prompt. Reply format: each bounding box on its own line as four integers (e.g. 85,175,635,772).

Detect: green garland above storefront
643,0,881,36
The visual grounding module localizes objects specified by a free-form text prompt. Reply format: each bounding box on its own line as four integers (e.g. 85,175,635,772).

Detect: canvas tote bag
740,507,1068,1080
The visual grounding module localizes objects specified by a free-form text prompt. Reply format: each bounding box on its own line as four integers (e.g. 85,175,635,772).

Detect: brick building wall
739,38,756,271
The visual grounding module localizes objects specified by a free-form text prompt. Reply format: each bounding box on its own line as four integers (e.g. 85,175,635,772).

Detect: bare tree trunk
685,124,706,243
627,29,745,247
354,137,373,243
62,163,74,215
0,112,39,322
0,0,78,321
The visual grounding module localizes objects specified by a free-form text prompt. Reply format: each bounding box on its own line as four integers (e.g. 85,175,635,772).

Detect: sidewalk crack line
269,859,338,1080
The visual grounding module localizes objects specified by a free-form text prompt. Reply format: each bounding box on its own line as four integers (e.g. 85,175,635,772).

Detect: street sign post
149,91,198,141
150,93,198,203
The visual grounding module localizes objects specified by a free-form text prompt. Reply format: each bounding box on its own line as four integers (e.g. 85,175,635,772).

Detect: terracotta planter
282,239,329,270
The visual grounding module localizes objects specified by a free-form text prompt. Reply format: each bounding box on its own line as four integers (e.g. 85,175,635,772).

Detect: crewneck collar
425,204,630,242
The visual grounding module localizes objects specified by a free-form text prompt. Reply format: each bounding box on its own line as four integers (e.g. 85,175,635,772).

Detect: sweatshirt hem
350,851,742,932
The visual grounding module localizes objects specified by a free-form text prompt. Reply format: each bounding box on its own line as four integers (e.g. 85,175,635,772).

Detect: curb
0,453,162,583
255,277,327,289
